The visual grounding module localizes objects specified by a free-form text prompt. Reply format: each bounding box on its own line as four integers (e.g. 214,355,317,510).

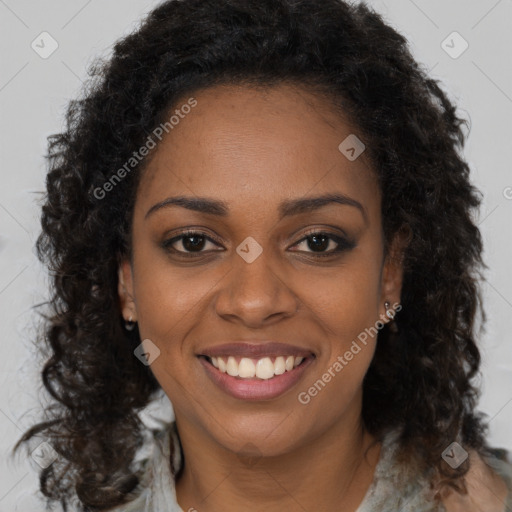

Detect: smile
209,355,305,379
198,353,315,401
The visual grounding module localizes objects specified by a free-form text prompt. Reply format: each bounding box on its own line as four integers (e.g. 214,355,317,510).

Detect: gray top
108,421,512,512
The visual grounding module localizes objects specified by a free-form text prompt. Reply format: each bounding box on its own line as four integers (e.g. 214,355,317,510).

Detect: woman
13,0,512,511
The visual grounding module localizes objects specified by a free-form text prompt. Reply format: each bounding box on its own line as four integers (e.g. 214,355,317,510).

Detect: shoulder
358,429,512,512
437,447,512,512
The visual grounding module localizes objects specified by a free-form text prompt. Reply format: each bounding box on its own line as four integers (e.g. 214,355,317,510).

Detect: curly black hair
13,0,490,510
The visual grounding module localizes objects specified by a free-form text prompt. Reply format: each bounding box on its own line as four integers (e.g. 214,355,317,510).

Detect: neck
173,407,381,512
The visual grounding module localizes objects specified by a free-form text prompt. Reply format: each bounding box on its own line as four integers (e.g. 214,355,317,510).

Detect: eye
291,230,355,257
161,229,355,259
161,230,222,257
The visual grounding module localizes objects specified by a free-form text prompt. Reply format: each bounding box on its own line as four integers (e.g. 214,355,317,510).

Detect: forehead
136,83,380,220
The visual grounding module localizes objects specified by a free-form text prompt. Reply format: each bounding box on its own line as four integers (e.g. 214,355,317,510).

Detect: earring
384,301,399,333
124,315,136,331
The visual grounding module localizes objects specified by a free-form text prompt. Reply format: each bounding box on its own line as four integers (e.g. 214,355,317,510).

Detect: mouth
197,349,316,401
199,354,310,378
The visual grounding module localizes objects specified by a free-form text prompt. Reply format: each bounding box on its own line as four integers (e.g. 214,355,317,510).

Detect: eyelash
161,229,355,259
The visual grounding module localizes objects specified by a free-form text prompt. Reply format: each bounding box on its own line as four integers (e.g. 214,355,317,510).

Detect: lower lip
198,355,315,401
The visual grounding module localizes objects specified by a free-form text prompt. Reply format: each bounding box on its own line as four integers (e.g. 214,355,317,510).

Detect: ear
379,225,411,322
118,258,137,322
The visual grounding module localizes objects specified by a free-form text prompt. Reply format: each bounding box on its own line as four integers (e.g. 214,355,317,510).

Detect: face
118,83,405,457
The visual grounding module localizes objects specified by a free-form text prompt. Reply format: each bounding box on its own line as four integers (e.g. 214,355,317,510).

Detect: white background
0,0,511,510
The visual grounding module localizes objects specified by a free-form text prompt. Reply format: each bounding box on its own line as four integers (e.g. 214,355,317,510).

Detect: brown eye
179,233,207,252
161,231,221,256
291,231,356,256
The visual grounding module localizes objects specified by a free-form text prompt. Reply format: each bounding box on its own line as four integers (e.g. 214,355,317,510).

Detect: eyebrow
145,193,367,223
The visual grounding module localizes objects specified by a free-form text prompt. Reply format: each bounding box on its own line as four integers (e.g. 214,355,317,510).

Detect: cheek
131,241,220,337
297,252,383,400
299,253,383,340
127,247,219,392
130,254,210,406
296,265,381,417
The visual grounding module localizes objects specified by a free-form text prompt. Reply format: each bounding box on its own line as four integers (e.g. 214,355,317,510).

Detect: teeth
217,357,226,373
274,356,286,375
239,357,256,378
226,356,239,377
207,355,305,379
256,357,274,379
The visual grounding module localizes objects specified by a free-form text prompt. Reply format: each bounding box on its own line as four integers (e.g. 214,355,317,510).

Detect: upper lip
198,342,314,359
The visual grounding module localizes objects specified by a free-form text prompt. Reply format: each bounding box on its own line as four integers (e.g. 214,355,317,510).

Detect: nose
214,246,300,328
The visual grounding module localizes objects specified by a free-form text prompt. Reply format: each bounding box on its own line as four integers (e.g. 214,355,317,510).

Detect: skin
436,451,509,511
118,83,409,512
